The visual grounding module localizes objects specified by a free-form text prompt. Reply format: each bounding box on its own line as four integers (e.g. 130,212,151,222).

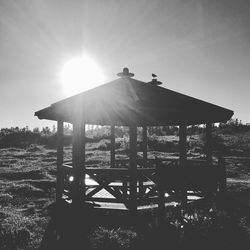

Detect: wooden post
179,125,187,163
142,126,147,168
111,125,115,168
179,124,187,205
72,121,85,204
80,123,86,200
218,156,226,194
156,160,165,228
129,125,137,213
138,126,147,198
206,123,212,166
56,120,64,201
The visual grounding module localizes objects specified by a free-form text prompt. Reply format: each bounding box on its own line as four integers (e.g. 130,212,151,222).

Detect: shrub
0,194,13,206
0,225,31,250
199,133,228,155
0,128,40,148
90,227,138,250
1,169,45,181
148,136,178,152
0,210,34,250
6,183,45,198
26,144,42,152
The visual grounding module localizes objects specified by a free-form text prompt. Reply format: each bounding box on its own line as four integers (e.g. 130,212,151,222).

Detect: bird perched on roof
148,73,162,85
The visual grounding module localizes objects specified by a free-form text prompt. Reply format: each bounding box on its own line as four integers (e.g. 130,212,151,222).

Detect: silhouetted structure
35,67,233,217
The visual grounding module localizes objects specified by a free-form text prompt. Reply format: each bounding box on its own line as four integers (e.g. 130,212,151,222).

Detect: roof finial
148,73,162,85
117,67,134,78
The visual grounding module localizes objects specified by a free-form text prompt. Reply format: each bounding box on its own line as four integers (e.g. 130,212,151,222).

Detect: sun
60,55,105,96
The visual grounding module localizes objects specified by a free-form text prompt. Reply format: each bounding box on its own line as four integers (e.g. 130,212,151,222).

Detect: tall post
179,124,187,204
142,126,147,168
206,123,212,166
111,125,115,168
218,156,226,194
72,121,85,204
56,120,64,201
80,123,86,200
156,159,165,228
129,125,137,213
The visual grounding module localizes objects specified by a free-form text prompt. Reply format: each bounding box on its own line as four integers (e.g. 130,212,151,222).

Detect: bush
0,128,40,148
0,194,13,207
0,210,34,250
0,127,73,148
6,183,45,198
1,169,45,181
199,132,228,155
148,136,178,152
0,225,31,250
90,227,139,250
218,118,250,134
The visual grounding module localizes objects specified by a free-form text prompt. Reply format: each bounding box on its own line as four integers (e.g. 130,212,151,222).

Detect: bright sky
0,0,250,129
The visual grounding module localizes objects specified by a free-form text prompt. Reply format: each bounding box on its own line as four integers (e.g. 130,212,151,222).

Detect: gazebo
35,68,233,213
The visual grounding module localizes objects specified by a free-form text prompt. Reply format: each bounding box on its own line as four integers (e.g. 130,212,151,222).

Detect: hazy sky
0,0,250,128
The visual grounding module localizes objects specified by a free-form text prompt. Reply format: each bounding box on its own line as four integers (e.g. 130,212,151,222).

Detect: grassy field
0,133,250,249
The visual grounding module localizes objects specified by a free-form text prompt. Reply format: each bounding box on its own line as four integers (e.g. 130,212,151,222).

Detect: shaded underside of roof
35,77,233,126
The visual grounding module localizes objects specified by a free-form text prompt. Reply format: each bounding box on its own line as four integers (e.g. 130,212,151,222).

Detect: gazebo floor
62,198,180,211
62,187,204,211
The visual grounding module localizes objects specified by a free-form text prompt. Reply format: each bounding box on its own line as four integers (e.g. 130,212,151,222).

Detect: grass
0,145,56,249
0,207,49,250
0,131,250,249
90,227,139,250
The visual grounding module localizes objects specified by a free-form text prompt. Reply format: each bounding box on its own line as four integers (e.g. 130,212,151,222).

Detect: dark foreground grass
36,195,250,250
0,207,49,250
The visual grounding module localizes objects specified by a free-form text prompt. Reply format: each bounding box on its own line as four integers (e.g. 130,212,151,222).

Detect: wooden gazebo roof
35,70,233,125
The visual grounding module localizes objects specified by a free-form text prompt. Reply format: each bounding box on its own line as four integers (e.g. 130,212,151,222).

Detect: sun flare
60,55,105,96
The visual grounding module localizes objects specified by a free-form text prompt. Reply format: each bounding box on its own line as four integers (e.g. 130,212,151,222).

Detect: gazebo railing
62,162,159,208
156,158,226,194
61,158,225,208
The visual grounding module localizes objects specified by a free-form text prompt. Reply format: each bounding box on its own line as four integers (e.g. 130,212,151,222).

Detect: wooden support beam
179,125,187,164
111,125,115,168
156,161,165,228
206,123,212,166
129,125,137,213
56,120,64,201
80,123,86,199
218,156,226,194
72,121,85,204
142,126,147,168
179,124,187,205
